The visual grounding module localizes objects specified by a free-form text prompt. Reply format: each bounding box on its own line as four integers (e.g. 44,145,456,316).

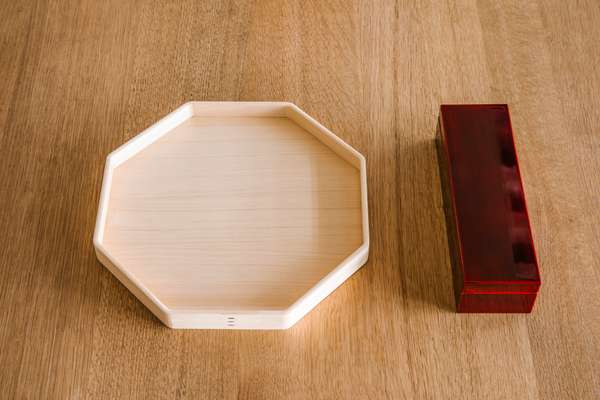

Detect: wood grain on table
0,1,598,399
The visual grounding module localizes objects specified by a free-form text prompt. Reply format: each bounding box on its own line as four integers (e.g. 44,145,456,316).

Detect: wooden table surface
1,1,598,399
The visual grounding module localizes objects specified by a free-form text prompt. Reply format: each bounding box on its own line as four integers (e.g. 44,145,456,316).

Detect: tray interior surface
102,116,362,311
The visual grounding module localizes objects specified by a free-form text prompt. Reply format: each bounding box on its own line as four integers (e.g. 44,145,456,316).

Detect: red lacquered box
436,104,541,313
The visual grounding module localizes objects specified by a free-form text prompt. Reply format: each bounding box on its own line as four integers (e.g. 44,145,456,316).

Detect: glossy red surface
437,104,540,313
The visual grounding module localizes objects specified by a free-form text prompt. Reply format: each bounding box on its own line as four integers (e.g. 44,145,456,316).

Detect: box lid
439,104,541,294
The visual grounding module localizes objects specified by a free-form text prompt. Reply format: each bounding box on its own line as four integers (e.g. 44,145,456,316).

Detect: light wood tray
94,102,369,329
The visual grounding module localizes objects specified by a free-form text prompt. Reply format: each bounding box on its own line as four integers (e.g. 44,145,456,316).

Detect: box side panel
436,117,464,308
458,292,537,313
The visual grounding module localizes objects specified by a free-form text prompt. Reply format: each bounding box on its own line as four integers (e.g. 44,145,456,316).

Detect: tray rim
93,101,369,329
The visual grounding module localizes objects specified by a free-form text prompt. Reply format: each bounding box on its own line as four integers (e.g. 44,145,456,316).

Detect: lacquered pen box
436,104,541,313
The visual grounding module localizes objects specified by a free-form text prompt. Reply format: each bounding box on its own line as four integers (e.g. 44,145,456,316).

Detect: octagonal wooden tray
94,102,369,329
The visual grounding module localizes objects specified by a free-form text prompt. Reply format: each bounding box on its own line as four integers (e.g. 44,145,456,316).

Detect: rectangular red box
436,104,541,313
